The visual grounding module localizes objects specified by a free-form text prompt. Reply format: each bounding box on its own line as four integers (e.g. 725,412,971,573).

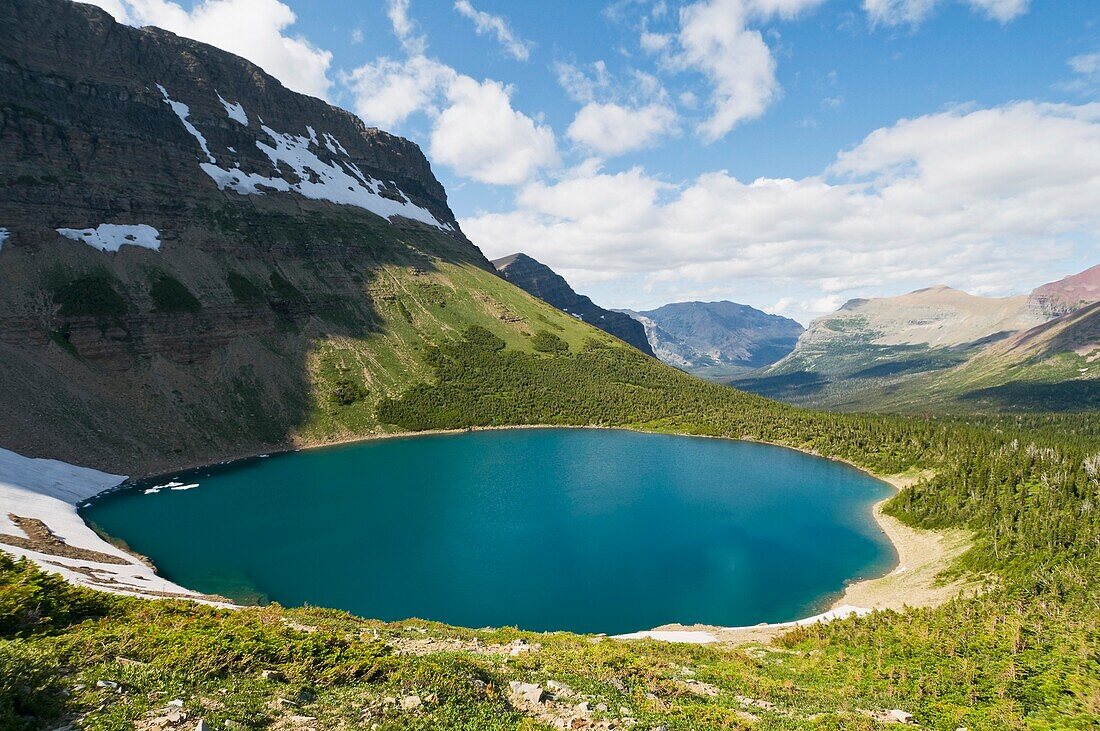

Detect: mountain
1028,263,1100,318
491,253,655,356
0,0,621,474
620,301,804,378
737,270,1100,411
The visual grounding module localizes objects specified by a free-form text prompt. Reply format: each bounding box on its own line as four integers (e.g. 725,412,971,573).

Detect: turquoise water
82,429,895,634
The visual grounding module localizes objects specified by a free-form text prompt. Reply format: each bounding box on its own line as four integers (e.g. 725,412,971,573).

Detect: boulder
508,681,544,705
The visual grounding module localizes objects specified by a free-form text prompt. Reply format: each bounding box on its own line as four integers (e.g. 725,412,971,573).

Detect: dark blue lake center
82,428,896,634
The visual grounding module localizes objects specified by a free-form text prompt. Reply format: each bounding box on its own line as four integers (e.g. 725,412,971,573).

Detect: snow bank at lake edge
0,447,229,605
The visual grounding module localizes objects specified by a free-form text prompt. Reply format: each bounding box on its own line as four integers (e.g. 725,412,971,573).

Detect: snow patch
0,228,8,251
57,224,161,253
158,84,214,163
159,84,450,229
0,447,224,603
614,605,873,645
614,630,719,644
216,91,248,125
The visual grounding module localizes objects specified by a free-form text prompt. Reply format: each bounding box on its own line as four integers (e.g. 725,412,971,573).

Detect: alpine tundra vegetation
1,0,1099,730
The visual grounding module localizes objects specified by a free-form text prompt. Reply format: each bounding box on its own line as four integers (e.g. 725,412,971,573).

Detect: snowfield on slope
57,223,161,252
159,84,449,230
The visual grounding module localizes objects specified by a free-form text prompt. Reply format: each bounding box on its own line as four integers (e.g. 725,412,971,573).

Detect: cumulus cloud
864,0,1030,26
82,0,333,99
387,0,426,54
463,102,1100,317
555,62,679,156
567,102,678,156
654,0,826,142
343,0,557,185
342,56,457,129
430,77,558,185
454,1,533,61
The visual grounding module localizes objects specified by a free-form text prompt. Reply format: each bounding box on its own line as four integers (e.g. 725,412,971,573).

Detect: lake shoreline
624,471,975,645
8,424,972,639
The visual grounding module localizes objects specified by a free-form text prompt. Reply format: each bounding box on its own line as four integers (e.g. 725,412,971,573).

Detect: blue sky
90,0,1100,322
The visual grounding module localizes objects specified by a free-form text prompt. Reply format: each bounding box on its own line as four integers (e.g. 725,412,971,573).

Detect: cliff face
0,0,508,472
1028,264,1100,318
492,253,655,356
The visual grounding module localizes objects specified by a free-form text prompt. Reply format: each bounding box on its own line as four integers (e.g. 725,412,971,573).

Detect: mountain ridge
620,300,804,377
738,265,1100,411
491,252,655,356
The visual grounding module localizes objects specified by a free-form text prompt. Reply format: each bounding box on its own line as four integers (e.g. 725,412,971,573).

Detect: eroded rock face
0,0,491,473
1028,264,1100,318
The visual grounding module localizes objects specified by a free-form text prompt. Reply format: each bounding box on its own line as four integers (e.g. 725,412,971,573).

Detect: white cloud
676,0,776,140
343,1,557,185
387,0,426,54
862,0,936,25
864,0,1029,27
454,1,533,61
83,0,333,99
667,0,826,142
965,0,1029,23
342,56,456,129
555,61,611,104
430,77,558,185
1070,52,1100,77
463,102,1100,315
640,30,672,54
568,102,678,156
1066,51,1100,94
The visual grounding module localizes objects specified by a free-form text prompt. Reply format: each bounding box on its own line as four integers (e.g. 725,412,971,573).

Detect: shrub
531,330,569,355
226,272,264,303
51,272,128,317
269,271,303,301
149,273,201,313
330,379,368,406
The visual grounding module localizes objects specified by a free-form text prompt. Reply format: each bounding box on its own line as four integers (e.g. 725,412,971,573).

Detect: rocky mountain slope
620,301,804,377
0,0,620,474
1027,263,1100,318
737,267,1099,411
491,253,654,356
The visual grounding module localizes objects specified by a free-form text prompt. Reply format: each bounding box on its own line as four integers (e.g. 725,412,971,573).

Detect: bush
0,554,114,636
531,330,569,355
51,272,128,317
149,273,201,313
269,271,303,301
462,325,505,352
330,379,368,406
226,272,264,303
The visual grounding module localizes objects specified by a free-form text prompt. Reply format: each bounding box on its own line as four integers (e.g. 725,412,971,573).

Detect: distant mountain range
491,254,655,356
735,264,1100,412
492,254,805,375
618,302,804,377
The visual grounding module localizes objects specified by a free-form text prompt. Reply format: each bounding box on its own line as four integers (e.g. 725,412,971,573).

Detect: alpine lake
82,428,896,635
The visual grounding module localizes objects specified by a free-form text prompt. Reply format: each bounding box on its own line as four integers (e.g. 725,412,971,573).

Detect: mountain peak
491,254,655,356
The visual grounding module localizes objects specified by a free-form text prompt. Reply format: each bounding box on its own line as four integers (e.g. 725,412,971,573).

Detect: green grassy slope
4,331,1099,730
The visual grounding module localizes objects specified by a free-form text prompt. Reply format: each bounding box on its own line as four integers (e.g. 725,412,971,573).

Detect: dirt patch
0,514,129,564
